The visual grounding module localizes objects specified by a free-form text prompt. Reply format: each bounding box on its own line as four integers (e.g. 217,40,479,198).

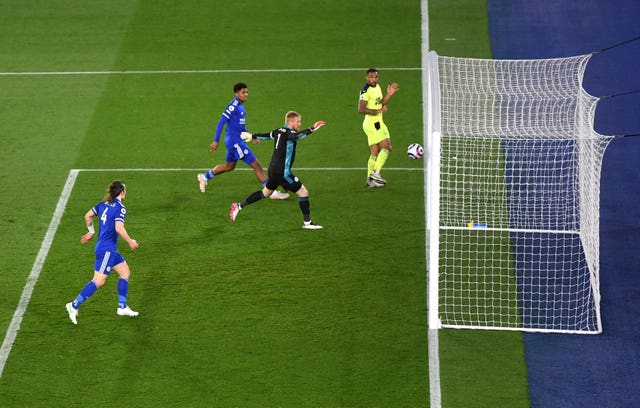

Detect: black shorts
266,172,302,193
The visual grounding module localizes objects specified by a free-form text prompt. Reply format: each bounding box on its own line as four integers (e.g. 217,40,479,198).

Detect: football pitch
0,1,529,406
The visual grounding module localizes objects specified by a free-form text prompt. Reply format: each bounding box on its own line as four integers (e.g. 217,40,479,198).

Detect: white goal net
425,51,613,334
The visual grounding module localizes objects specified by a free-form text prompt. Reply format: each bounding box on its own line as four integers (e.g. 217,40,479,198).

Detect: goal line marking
0,165,423,378
420,0,441,406
0,67,421,77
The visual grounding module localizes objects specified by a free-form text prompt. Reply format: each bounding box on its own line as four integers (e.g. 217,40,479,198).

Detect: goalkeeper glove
240,132,253,142
311,121,326,132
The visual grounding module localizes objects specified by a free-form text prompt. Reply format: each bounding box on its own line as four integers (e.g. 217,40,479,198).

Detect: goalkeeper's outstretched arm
251,130,276,141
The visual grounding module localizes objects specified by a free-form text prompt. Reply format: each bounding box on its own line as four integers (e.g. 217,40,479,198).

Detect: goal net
425,51,613,334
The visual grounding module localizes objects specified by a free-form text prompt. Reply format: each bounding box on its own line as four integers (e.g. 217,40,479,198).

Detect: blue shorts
93,251,125,275
225,140,257,165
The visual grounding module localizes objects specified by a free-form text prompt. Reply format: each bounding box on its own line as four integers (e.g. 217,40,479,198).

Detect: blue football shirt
214,96,247,143
91,198,126,254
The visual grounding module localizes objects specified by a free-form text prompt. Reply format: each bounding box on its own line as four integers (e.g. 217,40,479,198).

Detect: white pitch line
0,67,421,76
0,169,79,378
75,167,424,172
0,165,425,378
421,0,442,406
428,329,442,405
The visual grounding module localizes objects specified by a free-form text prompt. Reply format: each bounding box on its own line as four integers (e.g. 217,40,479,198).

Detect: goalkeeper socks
367,155,376,175
374,148,390,172
72,280,98,309
205,170,215,180
117,278,129,309
241,190,265,207
299,196,311,221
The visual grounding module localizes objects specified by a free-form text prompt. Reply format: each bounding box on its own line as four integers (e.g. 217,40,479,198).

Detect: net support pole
428,131,442,329
426,51,442,330
425,51,441,230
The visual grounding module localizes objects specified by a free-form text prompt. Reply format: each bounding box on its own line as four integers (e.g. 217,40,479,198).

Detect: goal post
425,51,613,334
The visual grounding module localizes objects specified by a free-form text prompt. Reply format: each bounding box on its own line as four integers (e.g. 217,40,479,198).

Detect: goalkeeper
229,111,326,229
358,68,399,188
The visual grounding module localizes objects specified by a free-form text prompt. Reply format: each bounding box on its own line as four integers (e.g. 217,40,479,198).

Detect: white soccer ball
407,143,424,159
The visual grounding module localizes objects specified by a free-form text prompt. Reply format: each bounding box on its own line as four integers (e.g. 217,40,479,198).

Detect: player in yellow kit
358,68,399,187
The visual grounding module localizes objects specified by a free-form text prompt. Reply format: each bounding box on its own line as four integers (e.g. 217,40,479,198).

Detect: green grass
0,1,530,406
2,170,427,406
439,136,521,329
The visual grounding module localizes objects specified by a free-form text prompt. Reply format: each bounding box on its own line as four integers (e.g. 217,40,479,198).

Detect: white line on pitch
420,0,442,405
0,164,424,378
0,67,421,76
0,170,79,378
74,167,424,172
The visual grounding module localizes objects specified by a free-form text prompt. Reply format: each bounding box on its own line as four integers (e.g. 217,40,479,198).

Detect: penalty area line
0,169,79,378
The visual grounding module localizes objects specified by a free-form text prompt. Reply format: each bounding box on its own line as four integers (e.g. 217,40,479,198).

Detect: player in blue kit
65,180,139,325
197,82,288,199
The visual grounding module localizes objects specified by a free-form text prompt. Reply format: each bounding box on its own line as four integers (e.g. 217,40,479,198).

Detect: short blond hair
285,110,300,123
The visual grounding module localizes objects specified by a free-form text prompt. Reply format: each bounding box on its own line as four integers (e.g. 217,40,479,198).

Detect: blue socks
72,280,98,309
118,278,129,309
71,278,130,309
